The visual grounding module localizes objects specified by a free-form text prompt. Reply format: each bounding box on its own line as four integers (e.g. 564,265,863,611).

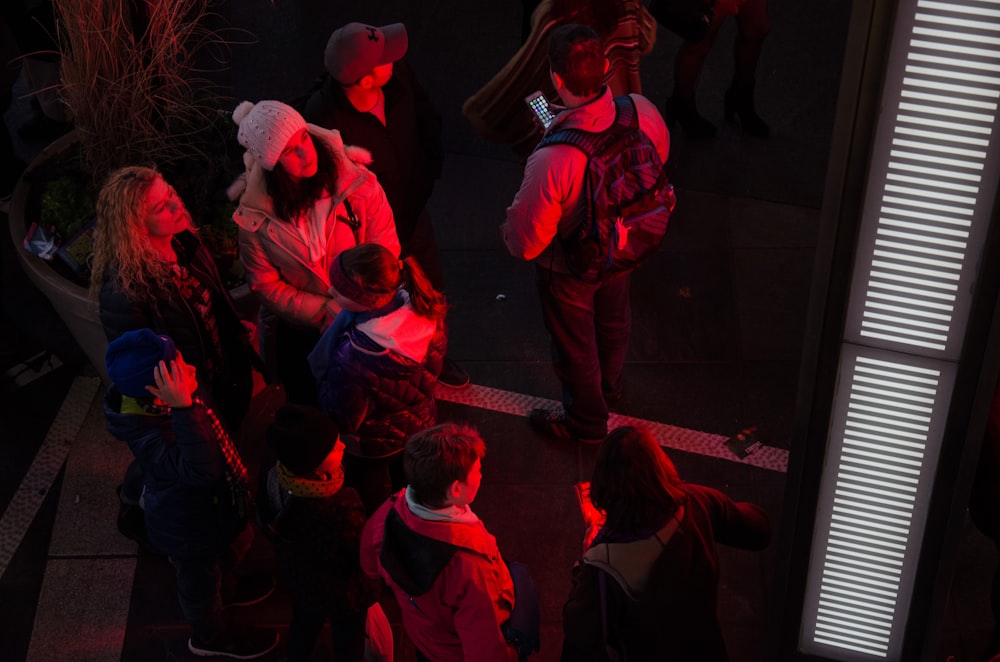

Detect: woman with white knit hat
231,100,399,404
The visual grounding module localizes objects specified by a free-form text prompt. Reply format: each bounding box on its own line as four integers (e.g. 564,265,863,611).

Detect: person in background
561,425,771,660
664,0,771,137
230,100,398,405
361,423,540,662
303,20,469,389
103,329,278,660
308,242,448,514
256,404,383,662
464,0,656,161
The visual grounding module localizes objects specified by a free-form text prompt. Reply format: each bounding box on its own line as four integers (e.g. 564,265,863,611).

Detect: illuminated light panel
800,0,1000,654
802,351,952,659
853,0,998,357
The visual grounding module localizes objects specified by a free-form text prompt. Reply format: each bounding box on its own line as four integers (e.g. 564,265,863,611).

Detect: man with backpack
502,23,671,444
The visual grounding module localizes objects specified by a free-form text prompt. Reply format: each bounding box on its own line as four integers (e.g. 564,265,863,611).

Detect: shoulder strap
582,506,684,599
536,95,639,159
342,197,362,244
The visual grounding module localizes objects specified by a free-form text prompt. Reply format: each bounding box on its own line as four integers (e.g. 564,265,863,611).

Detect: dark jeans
168,525,254,642
286,604,366,662
400,208,444,292
535,266,631,438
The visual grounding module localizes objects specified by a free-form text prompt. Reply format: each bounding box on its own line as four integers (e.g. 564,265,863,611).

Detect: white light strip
916,1,1000,20
884,182,978,204
907,52,1000,75
885,172,980,195
878,213,971,236
900,88,998,111
874,238,966,260
876,228,967,251
886,159,983,182
904,65,1000,88
911,26,1000,47
900,75,998,98
889,148,985,170
895,118,992,139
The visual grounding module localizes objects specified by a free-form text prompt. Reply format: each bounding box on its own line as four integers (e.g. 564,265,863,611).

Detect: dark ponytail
400,257,448,321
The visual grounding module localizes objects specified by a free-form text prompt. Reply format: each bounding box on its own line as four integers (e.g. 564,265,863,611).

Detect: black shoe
664,95,716,138
225,573,275,608
188,627,279,659
724,86,770,137
438,356,471,389
528,408,603,445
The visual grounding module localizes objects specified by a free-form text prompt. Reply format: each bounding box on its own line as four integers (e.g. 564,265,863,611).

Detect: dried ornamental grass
54,0,228,185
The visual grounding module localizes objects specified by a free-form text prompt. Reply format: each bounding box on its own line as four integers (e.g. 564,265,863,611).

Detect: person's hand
146,352,198,408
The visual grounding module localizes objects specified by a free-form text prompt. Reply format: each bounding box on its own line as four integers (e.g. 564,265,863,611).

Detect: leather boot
664,95,716,138
724,85,770,137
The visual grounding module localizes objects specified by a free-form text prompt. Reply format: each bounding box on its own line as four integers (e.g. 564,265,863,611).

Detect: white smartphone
525,90,555,129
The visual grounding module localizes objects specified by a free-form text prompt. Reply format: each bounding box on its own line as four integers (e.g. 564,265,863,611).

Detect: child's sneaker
188,627,278,659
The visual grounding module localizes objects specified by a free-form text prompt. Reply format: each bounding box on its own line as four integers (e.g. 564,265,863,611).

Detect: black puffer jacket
256,467,377,615
99,231,254,427
313,302,447,459
104,387,245,559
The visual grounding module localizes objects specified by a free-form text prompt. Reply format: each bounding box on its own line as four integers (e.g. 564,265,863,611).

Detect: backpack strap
536,95,640,158
582,505,684,599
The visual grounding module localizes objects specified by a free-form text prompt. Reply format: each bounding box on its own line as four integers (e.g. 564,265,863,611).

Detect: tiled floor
1,1,997,661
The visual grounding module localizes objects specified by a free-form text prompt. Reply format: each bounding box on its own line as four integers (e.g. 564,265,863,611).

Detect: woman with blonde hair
94,165,257,548
94,165,255,430
308,242,448,513
562,425,772,661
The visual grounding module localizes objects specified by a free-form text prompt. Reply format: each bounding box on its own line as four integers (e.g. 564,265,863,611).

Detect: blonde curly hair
90,166,195,301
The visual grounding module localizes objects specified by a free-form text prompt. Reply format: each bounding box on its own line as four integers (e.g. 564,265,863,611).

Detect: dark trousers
535,266,631,439
286,604,366,662
400,209,444,292
343,452,406,516
168,525,253,642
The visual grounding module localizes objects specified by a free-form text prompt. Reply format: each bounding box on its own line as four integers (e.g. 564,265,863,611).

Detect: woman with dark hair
561,425,772,661
231,100,399,404
307,243,448,514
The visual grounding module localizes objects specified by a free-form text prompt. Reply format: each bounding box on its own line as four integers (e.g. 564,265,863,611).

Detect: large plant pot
8,131,109,381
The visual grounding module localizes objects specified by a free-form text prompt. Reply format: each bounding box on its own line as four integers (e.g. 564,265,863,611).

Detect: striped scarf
193,396,249,486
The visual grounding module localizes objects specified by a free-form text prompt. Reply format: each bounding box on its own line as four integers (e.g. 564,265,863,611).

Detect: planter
9,131,108,381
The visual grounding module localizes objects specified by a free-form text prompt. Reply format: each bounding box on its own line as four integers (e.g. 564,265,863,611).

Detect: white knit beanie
232,100,308,171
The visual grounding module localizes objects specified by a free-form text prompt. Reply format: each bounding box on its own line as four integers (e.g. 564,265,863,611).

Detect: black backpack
538,96,676,283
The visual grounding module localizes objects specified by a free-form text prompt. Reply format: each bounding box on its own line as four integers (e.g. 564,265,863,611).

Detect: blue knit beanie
105,329,177,398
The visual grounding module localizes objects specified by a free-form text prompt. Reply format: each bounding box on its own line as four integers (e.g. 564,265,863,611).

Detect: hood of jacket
233,124,375,232
379,490,502,596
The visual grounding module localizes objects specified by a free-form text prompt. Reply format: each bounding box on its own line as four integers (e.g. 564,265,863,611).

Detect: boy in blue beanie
104,329,278,660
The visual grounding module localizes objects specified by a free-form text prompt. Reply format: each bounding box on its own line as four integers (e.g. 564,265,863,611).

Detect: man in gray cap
304,22,469,389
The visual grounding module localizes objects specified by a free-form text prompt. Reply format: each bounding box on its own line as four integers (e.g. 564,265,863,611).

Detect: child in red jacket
360,423,540,661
